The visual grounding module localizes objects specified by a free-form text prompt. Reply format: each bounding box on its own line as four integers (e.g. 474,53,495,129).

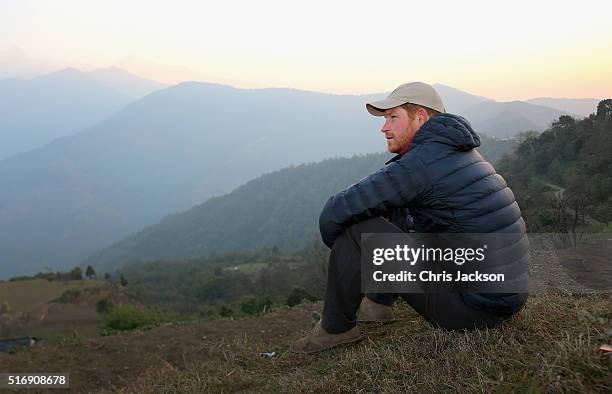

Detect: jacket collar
385,113,480,164
385,154,402,165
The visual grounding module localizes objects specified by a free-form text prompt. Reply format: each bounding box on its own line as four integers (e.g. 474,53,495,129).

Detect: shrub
239,296,273,315
197,305,218,319
57,288,81,303
219,304,234,317
101,304,176,332
287,287,316,307
0,300,11,315
96,298,114,314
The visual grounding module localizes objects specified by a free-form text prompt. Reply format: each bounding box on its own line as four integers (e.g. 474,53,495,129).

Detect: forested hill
85,153,386,272
497,99,612,230
85,136,514,272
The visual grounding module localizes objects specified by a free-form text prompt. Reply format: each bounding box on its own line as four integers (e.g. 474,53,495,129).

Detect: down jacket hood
413,113,481,152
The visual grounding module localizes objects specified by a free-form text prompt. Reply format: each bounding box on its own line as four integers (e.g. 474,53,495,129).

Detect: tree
552,115,575,128
119,275,128,287
596,99,612,120
85,265,96,279
68,266,83,280
550,193,586,247
213,265,223,276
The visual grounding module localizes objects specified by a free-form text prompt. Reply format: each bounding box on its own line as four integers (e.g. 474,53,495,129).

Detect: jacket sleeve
319,155,429,248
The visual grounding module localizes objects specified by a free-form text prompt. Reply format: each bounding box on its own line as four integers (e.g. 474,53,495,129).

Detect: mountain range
525,97,601,118
0,81,383,278
0,62,598,278
0,67,166,160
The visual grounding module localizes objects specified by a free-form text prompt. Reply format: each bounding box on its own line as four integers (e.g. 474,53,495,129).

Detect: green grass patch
100,304,182,334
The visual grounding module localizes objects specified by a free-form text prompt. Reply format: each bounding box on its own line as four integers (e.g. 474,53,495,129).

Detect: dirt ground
0,303,321,393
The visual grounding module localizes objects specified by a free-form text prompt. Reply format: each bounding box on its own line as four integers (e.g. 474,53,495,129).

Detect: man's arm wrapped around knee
319,154,430,248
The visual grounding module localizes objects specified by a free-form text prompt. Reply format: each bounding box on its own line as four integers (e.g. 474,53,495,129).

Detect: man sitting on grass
292,82,528,354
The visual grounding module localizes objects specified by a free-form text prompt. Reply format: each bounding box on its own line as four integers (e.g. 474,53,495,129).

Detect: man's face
381,107,422,154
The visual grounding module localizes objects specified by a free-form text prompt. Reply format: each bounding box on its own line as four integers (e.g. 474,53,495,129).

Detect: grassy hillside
0,293,609,392
85,152,387,272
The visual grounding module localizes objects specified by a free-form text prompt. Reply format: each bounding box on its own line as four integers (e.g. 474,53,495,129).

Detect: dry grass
121,293,611,393
0,279,128,343
0,279,103,312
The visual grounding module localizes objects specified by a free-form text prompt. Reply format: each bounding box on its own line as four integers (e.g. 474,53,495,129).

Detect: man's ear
416,107,430,126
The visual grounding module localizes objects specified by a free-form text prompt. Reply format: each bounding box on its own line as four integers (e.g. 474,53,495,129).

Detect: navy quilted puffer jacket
319,113,528,316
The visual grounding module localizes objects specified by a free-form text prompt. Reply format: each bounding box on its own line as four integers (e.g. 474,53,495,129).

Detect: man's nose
381,119,391,133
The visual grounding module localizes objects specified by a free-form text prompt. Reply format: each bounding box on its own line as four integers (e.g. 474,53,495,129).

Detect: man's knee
329,217,404,267
329,218,385,253
343,217,401,241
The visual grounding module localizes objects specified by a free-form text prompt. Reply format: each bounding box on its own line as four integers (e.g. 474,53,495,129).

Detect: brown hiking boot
291,321,362,354
357,297,394,323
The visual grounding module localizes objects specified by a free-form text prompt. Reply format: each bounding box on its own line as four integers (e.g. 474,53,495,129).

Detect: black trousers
321,217,510,334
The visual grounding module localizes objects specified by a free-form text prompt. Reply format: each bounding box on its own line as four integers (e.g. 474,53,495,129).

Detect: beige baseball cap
366,81,446,116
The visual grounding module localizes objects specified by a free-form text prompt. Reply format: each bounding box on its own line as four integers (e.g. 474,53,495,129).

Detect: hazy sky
1,0,611,100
